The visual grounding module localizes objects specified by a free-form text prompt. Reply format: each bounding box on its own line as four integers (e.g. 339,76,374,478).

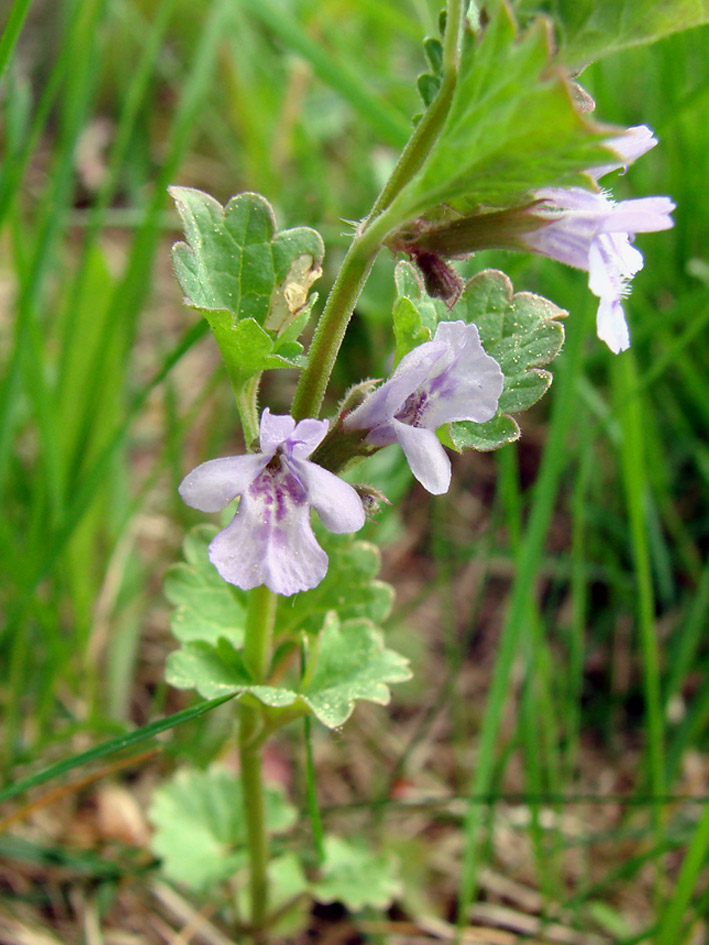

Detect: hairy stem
290,206,399,421
291,3,466,422
239,705,269,940
364,0,465,224
234,374,261,450
239,584,278,939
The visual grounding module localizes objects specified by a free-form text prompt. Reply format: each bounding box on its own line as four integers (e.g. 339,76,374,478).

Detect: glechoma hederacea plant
147,0,692,938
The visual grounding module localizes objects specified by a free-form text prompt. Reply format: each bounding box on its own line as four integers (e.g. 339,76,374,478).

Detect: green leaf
514,0,709,72
166,613,411,730
391,4,612,218
149,767,296,892
169,187,323,381
164,527,393,653
164,525,246,648
450,269,565,451
392,260,438,363
312,836,401,911
448,413,522,452
416,35,444,111
276,532,395,639
392,264,565,451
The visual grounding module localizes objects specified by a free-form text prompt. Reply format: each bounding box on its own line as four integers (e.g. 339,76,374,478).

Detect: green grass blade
456,305,592,928
655,800,709,945
612,354,665,827
237,0,411,147
0,0,33,84
0,695,235,805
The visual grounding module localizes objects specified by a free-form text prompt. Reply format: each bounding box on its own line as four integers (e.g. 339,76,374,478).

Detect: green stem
239,705,269,939
235,374,261,450
239,584,278,939
290,206,399,421
364,0,464,224
291,1,465,422
244,584,277,682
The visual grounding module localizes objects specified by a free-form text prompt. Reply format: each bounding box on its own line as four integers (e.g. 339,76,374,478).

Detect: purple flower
179,410,365,596
523,187,675,353
344,320,503,495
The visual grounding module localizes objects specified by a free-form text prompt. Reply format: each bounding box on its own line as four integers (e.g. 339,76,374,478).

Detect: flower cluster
181,322,504,594
179,126,675,597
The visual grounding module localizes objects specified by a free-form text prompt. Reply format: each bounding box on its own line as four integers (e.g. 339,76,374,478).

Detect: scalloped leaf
312,836,402,912
166,613,411,730
449,269,565,450
164,526,393,652
149,767,296,892
391,4,612,219
169,187,323,382
392,263,565,450
164,524,245,647
276,532,395,639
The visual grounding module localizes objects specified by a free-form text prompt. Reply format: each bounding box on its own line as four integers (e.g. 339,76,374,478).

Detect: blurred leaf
513,0,709,72
169,187,323,382
392,4,611,218
276,533,395,638
149,767,296,892
166,613,411,729
164,524,245,647
312,836,401,911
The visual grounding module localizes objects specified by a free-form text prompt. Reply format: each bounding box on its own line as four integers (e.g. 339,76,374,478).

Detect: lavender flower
590,124,658,179
523,188,675,353
344,320,503,495
523,126,674,353
179,410,365,596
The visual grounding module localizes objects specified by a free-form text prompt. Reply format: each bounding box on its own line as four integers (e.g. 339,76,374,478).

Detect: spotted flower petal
345,321,503,494
179,409,365,596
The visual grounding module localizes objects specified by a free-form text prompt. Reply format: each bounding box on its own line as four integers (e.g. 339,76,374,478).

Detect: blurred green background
1,0,708,941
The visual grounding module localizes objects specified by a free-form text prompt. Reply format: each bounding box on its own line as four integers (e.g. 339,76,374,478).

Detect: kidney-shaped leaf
149,767,296,892
449,269,565,450
312,835,402,911
166,613,411,730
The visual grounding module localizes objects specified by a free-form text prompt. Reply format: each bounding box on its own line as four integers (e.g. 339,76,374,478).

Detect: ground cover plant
1,1,709,943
